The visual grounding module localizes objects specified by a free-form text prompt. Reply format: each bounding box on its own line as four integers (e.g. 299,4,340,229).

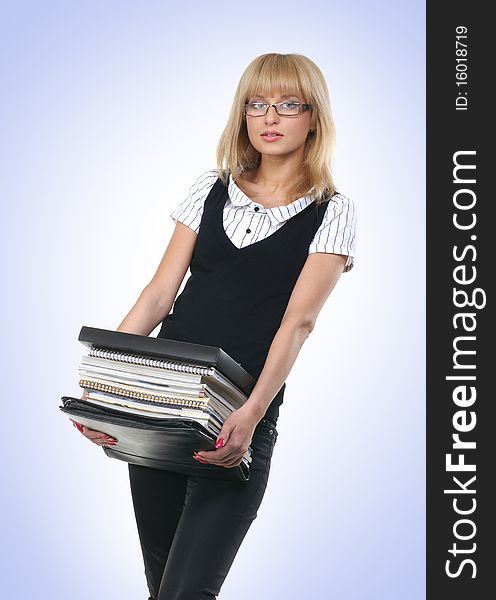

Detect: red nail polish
215,438,224,449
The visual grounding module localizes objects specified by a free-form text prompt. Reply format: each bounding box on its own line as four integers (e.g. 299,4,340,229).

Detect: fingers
91,436,117,447
70,419,117,445
194,445,245,468
83,428,114,444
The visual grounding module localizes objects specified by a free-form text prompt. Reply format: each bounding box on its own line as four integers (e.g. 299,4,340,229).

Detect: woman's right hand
70,389,117,446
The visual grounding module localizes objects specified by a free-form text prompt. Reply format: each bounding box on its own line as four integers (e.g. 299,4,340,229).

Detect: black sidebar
427,3,493,599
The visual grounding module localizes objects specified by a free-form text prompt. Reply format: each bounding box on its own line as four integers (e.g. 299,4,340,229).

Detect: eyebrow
251,94,301,100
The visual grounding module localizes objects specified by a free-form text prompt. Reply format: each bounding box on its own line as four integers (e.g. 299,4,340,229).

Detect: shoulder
309,192,357,273
319,192,357,225
326,192,356,214
186,168,220,197
169,169,220,233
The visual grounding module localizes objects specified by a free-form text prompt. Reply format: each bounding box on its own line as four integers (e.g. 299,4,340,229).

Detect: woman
71,52,357,599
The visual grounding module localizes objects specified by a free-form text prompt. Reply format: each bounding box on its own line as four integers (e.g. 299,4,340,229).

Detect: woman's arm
116,222,197,336
72,221,197,445
243,252,348,422
196,251,348,466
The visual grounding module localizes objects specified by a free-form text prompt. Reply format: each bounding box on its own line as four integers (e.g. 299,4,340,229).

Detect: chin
253,142,288,153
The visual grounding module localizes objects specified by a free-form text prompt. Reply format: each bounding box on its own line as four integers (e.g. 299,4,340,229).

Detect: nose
264,104,280,125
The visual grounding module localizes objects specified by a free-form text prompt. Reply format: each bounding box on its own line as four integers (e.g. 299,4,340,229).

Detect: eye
281,102,299,109
250,102,267,109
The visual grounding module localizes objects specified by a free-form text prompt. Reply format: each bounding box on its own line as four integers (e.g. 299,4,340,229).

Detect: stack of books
60,326,256,481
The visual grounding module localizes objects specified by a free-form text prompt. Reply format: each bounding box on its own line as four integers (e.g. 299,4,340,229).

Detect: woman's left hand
194,404,259,468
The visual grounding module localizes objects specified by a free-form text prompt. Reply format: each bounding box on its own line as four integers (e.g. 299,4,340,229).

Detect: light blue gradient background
1,1,425,598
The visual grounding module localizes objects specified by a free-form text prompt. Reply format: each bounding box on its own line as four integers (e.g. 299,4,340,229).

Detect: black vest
157,176,330,422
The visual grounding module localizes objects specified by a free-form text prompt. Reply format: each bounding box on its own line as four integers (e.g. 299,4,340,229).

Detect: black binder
78,326,256,393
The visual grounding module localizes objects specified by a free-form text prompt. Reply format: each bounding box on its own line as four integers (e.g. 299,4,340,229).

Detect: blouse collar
227,173,314,225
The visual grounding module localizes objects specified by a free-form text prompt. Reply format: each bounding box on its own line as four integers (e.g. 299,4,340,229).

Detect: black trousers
128,418,279,600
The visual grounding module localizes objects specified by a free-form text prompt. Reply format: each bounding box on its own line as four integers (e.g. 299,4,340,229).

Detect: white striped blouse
170,169,357,272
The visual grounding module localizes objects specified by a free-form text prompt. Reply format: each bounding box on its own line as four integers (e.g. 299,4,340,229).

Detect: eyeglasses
244,101,312,117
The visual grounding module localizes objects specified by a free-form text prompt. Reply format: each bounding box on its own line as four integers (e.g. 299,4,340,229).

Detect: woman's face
244,89,313,160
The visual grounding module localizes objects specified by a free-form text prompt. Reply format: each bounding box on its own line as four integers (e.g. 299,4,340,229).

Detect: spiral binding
79,378,209,409
89,347,215,376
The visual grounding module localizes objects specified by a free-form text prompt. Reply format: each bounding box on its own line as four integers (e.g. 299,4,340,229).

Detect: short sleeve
170,169,218,233
308,193,357,273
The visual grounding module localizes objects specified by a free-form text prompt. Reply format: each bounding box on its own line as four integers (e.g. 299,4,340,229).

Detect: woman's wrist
240,400,266,427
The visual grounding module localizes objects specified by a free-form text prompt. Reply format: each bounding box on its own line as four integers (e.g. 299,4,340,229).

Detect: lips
261,131,283,137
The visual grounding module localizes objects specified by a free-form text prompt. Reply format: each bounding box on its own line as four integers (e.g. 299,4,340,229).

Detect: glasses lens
246,102,266,116
277,102,300,116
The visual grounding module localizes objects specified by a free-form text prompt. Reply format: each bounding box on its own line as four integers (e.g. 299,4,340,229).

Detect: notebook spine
79,379,209,409
89,347,214,375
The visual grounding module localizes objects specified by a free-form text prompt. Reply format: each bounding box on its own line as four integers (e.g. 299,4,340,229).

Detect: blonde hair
215,53,337,205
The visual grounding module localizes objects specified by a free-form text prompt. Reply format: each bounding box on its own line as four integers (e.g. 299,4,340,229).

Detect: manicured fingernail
215,438,224,449
193,455,208,464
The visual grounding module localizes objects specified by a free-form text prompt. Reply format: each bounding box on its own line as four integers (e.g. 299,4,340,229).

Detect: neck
248,154,305,193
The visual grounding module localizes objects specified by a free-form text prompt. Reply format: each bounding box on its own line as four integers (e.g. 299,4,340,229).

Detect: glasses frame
244,101,313,117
